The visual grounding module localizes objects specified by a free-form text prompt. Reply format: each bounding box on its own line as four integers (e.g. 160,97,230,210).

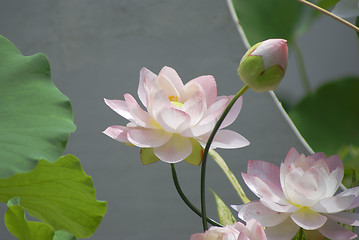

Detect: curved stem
200,85,249,231
209,149,250,204
170,164,222,227
296,0,359,33
293,41,311,93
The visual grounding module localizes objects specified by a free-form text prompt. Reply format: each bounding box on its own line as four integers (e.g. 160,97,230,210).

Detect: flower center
168,96,183,108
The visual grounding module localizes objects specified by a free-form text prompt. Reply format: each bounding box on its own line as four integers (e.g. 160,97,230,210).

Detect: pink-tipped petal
189,233,204,240
219,95,243,129
127,128,172,148
157,66,184,98
185,75,217,107
124,94,153,128
156,107,191,133
153,135,192,163
310,152,326,161
242,172,286,205
251,39,288,70
326,212,359,226
181,91,206,126
290,209,327,230
103,126,130,143
260,198,297,213
312,187,359,213
199,129,249,149
264,218,299,240
138,67,157,107
318,219,357,240
104,98,134,121
232,202,290,227
283,147,300,166
325,154,344,179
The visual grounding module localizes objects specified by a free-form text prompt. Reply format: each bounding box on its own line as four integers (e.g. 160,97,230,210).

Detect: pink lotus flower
190,219,267,240
232,148,359,240
104,66,249,164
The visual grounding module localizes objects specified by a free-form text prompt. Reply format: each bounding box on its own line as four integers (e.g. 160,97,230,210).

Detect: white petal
181,91,206,126
318,219,357,240
232,201,290,227
124,94,153,128
264,218,299,240
103,126,130,143
185,75,217,107
326,212,359,226
138,67,157,108
127,128,172,148
157,66,184,99
153,135,192,163
260,198,297,213
218,96,243,129
104,98,134,121
156,106,191,133
290,209,327,230
198,129,249,149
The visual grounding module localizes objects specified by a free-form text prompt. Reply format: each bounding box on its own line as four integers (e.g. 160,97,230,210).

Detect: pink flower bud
238,39,288,92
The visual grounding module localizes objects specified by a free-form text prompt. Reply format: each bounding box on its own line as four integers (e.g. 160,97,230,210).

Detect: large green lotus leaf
5,197,55,240
230,0,306,46
0,35,76,178
0,155,107,238
289,77,359,156
53,231,76,240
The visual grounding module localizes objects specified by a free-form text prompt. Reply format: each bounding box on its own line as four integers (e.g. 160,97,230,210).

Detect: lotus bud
238,39,288,92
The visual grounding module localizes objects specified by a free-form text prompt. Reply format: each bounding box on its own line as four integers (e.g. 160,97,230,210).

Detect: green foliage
5,198,55,240
0,35,76,178
210,189,236,226
338,145,359,187
289,77,359,156
0,155,107,238
230,0,305,46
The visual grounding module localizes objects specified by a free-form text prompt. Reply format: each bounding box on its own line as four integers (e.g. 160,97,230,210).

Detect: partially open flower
232,148,359,240
190,219,267,240
104,66,249,164
238,39,288,92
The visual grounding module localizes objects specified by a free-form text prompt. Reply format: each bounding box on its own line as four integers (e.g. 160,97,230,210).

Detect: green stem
298,228,304,240
209,149,250,204
293,41,311,93
170,164,222,227
296,0,359,33
200,84,249,231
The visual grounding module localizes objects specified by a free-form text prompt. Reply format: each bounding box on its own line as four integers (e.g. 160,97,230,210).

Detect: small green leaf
5,197,55,240
0,34,76,178
0,155,107,238
184,139,203,165
140,148,160,165
53,231,76,240
289,77,359,156
230,0,306,46
210,189,236,226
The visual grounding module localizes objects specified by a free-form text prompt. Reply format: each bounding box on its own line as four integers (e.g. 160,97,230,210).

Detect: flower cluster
233,148,359,240
104,66,249,164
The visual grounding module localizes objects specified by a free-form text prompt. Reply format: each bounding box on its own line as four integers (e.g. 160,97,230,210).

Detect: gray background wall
0,0,358,239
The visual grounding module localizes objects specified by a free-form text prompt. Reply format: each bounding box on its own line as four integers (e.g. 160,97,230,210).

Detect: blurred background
0,0,358,239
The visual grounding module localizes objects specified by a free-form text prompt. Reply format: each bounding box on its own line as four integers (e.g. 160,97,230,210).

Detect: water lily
232,148,359,240
104,66,249,164
237,39,288,92
190,219,267,240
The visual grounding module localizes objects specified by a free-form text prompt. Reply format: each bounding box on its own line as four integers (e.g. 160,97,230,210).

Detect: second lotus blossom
232,148,359,240
104,66,249,164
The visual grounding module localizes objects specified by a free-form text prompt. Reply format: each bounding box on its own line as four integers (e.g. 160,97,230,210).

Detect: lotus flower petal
290,208,327,230
103,125,130,143
232,201,290,227
326,212,359,226
185,75,217,107
153,134,192,163
318,219,358,240
138,67,157,107
264,218,299,240
127,128,172,148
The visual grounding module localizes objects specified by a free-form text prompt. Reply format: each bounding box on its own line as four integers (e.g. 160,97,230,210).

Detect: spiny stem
296,0,359,33
292,41,311,93
170,164,222,227
200,84,249,231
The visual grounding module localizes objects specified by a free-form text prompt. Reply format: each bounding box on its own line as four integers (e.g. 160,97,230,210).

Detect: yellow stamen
168,96,178,102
